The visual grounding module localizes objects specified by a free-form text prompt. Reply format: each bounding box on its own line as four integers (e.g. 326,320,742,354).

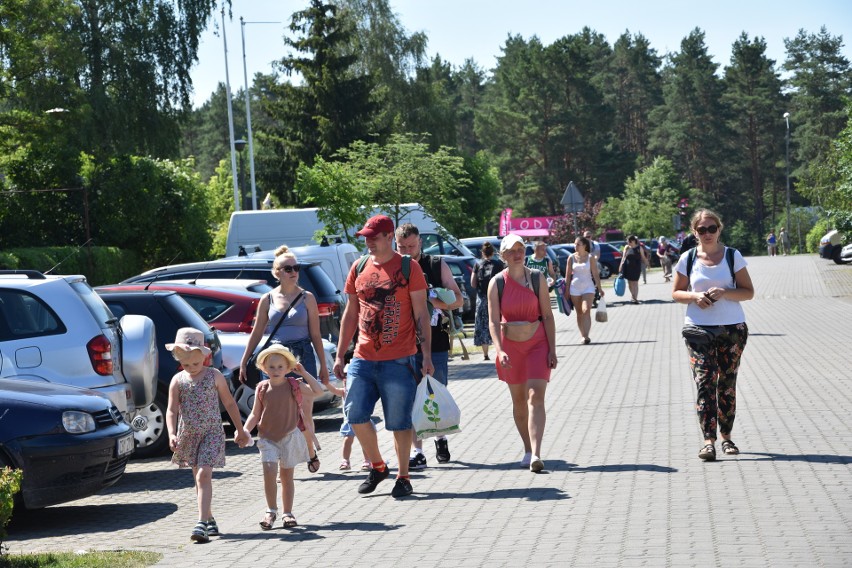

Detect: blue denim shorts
345,356,417,431
415,351,449,386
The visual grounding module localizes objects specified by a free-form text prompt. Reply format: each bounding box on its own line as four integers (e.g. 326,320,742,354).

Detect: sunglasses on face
696,225,719,235
279,265,300,273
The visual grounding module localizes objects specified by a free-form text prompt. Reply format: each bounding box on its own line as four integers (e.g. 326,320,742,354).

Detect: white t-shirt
675,248,748,326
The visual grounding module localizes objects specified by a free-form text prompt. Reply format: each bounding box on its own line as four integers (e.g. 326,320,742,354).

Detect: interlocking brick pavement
5,255,851,567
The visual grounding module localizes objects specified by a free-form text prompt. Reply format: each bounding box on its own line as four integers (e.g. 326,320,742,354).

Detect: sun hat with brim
500,233,526,253
255,344,298,370
165,327,211,356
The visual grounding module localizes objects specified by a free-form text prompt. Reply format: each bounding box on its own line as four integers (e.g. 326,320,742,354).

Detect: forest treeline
2,0,851,270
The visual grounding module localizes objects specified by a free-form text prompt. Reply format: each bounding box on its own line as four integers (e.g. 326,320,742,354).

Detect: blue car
0,378,134,509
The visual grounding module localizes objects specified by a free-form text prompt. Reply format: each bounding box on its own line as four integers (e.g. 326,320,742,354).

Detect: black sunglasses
696,225,719,235
280,265,300,273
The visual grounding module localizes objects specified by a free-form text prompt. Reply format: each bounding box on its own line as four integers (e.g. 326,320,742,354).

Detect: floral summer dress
171,367,226,468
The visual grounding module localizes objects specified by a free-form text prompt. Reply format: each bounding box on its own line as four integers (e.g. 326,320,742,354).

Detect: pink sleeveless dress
496,271,552,384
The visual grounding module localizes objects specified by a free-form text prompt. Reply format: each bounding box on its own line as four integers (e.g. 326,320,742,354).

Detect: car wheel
598,263,612,279
130,393,169,459
832,247,846,264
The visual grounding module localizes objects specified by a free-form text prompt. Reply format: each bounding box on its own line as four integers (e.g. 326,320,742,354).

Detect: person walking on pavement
583,230,601,261
657,236,676,282
395,223,464,470
333,215,433,498
471,241,504,360
488,234,558,473
564,236,604,345
780,228,791,255
618,235,649,303
238,245,328,473
672,209,754,462
767,230,778,256
526,241,558,280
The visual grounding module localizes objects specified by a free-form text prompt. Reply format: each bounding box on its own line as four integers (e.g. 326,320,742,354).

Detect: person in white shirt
583,231,601,260
672,209,754,463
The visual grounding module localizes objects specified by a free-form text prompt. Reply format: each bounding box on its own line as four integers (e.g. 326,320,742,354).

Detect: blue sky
189,0,852,107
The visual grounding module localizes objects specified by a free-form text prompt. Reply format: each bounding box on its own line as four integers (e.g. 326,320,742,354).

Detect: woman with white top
564,236,604,344
672,209,754,462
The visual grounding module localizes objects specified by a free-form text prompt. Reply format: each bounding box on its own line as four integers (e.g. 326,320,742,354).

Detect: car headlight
62,411,96,434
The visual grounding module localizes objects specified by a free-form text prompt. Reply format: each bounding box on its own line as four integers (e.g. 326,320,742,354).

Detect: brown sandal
307,454,320,473
698,443,716,461
259,510,277,530
282,513,298,528
721,440,739,455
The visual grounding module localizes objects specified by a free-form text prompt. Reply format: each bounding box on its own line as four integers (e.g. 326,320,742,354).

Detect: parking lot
6,255,852,567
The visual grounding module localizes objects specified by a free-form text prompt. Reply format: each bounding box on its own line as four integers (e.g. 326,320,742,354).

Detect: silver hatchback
0,270,157,420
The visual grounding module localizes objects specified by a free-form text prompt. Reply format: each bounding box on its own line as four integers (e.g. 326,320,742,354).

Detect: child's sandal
259,509,277,530
307,454,320,473
339,459,351,471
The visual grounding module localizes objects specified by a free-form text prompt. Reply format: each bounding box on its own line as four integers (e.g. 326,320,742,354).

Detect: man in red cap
333,214,434,498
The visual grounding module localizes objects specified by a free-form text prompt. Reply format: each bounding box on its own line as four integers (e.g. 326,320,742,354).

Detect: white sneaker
520,452,532,467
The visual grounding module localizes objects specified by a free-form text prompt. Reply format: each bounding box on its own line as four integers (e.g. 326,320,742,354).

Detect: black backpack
476,259,502,295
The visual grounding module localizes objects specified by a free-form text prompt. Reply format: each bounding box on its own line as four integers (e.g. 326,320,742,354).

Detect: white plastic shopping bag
412,375,462,440
595,296,608,323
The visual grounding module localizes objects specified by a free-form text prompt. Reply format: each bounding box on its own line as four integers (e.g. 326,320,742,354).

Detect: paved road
7,255,852,567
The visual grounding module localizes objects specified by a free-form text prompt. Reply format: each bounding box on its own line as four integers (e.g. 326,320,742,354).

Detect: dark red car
96,283,261,333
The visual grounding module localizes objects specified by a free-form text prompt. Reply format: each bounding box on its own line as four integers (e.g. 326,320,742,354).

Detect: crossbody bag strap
259,291,305,353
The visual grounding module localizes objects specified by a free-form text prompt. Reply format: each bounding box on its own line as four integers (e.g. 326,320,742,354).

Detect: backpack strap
686,247,737,287
356,253,412,281
496,269,541,303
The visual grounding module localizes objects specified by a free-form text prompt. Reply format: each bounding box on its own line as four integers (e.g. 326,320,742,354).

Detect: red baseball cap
355,215,394,237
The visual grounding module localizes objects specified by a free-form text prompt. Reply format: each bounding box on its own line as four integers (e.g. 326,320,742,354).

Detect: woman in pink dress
487,234,558,473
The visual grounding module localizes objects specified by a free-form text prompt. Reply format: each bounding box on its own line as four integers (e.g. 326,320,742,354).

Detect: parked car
94,289,230,459
840,242,852,264
159,278,273,294
437,255,476,320
461,237,561,276
98,283,262,334
552,243,622,279
0,270,157,422
120,258,343,341
243,242,360,298
0,378,134,509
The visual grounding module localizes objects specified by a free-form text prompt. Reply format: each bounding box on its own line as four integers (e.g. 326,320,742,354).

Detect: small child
165,328,249,544
241,344,323,530
327,382,371,472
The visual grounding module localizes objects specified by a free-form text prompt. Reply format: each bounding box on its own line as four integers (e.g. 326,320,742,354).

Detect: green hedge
0,246,141,286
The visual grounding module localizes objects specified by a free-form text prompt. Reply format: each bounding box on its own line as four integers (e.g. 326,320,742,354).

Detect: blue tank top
266,297,310,343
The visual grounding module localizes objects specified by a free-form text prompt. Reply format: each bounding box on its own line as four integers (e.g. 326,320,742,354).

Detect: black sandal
721,440,739,455
307,454,320,473
698,443,716,461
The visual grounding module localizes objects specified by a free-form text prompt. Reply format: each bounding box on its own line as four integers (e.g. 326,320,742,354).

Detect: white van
225,203,473,259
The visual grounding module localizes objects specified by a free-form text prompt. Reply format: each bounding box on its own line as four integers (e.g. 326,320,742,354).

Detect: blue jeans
281,337,317,378
415,351,449,386
345,356,417,431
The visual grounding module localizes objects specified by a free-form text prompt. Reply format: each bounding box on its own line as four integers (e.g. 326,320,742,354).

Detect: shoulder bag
245,291,305,388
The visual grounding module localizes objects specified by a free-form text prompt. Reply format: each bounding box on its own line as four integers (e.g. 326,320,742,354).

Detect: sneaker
520,452,532,467
435,438,451,463
357,464,389,494
530,457,544,473
190,521,209,543
391,477,413,498
409,452,427,470
205,517,219,536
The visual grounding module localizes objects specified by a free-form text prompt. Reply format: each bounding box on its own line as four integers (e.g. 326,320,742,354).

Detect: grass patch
0,550,161,568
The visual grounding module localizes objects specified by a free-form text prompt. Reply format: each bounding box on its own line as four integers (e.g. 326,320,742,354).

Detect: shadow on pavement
418,486,569,501
737,453,852,464
9,502,178,534
215,521,404,542
570,463,678,473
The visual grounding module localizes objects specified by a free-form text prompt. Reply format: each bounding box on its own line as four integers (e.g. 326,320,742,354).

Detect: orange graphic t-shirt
344,253,427,361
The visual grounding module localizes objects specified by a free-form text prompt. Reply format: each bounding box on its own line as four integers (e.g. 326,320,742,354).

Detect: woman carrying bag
239,245,330,473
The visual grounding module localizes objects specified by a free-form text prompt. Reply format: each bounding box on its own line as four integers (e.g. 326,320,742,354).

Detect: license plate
116,433,134,457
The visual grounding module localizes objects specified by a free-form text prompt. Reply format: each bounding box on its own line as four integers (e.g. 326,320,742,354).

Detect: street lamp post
234,139,247,210
784,112,791,248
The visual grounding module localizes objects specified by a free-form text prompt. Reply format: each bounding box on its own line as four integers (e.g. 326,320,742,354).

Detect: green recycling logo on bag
412,375,462,439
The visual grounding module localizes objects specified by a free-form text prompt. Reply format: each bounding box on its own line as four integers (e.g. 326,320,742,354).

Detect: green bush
806,218,832,253
725,220,761,256
1,247,141,286
0,466,22,547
